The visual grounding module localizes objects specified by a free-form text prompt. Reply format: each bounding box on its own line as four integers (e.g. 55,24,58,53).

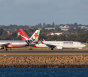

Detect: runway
0,51,88,53
0,51,88,56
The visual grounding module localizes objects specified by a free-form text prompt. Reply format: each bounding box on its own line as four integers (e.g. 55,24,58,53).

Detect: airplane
39,40,86,50
0,29,40,51
19,28,40,47
19,29,86,50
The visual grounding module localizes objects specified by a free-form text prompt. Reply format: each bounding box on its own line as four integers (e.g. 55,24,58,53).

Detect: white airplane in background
0,29,40,51
20,29,86,50
39,40,86,50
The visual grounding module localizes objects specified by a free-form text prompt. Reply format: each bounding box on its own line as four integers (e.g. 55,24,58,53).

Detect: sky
0,0,88,25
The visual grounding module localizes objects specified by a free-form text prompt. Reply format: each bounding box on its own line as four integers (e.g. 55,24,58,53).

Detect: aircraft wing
46,44,56,49
0,43,10,49
45,44,63,50
40,40,62,50
40,40,56,50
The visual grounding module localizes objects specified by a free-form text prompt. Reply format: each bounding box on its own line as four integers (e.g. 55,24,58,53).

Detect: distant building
44,27,55,30
7,31,12,35
17,32,20,37
59,25,70,31
47,32,62,36
50,32,62,36
80,26,88,29
38,28,42,30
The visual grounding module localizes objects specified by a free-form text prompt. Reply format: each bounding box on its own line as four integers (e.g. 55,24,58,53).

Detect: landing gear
6,48,8,51
51,48,54,50
4,46,8,51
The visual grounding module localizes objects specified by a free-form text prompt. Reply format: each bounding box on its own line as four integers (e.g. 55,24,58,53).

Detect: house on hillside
44,27,55,30
59,25,70,31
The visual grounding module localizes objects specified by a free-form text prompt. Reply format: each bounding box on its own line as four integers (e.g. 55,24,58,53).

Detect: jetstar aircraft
20,29,86,50
0,29,39,51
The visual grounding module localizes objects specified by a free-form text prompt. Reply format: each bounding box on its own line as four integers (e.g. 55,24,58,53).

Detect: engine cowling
0,47,4,49
56,46,63,49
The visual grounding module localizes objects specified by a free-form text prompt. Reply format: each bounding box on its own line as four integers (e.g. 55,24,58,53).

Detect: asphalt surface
0,50,88,56
0,51,88,53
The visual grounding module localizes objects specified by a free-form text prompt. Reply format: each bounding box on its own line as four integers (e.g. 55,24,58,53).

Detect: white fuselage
35,41,86,49
0,40,27,48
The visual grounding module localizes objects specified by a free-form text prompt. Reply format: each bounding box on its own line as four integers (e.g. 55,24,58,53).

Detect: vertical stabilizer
30,30,40,42
19,29,29,40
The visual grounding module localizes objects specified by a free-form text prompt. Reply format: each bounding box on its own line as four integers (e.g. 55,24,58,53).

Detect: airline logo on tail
19,29,29,40
31,30,40,42
34,32,39,39
19,29,40,42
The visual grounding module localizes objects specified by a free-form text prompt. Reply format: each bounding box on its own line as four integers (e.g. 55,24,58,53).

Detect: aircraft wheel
4,48,7,51
51,48,54,50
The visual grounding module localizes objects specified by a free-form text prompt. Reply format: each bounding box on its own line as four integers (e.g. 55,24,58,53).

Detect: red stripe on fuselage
7,45,37,48
7,46,25,48
31,45,36,47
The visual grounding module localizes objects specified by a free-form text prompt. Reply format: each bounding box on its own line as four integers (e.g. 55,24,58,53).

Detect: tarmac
0,51,88,56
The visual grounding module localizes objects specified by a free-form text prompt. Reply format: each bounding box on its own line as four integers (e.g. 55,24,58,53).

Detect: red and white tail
19,29,40,41
19,29,29,40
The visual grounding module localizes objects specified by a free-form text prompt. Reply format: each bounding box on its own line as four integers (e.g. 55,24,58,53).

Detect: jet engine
56,46,63,49
0,47,4,49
